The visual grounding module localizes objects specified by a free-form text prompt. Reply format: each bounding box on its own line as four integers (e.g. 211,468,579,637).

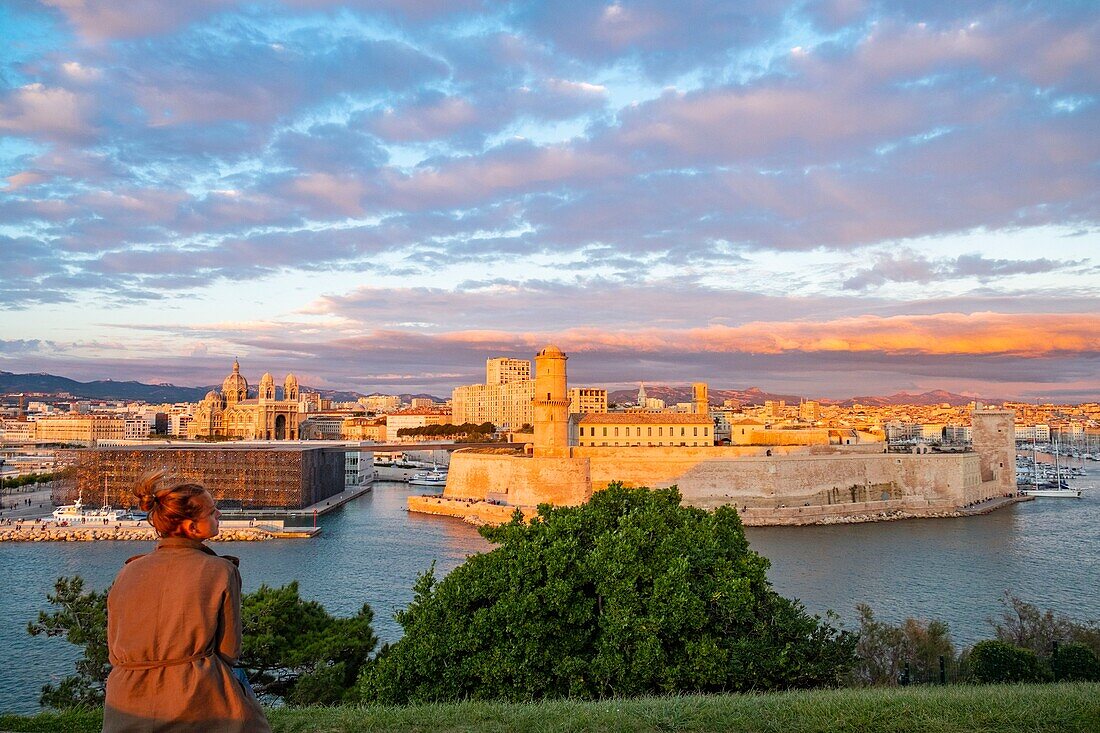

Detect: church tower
258,372,275,402
692,382,709,415
533,345,570,457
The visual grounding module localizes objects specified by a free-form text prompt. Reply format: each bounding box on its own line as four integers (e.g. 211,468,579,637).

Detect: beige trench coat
103,537,270,733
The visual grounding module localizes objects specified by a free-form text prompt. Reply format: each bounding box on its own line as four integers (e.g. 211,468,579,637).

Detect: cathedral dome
221,359,248,401
205,389,220,401
283,373,298,388
259,372,274,386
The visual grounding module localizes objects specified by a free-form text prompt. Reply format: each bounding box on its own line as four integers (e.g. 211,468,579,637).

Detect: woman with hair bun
103,471,270,732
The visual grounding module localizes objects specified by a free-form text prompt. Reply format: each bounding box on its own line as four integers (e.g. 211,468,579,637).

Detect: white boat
52,494,136,523
408,469,448,487
1022,487,1082,498
1021,435,1081,498
52,478,139,524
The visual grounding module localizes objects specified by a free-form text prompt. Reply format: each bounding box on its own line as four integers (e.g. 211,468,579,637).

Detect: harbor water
2,461,1098,714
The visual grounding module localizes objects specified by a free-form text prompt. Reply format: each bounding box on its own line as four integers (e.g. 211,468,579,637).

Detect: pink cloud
0,84,95,142
426,312,1100,358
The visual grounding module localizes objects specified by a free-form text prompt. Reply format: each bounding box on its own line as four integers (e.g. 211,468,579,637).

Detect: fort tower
533,345,570,457
971,408,1016,492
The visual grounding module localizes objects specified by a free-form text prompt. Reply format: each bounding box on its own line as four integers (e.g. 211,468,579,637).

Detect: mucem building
55,445,346,510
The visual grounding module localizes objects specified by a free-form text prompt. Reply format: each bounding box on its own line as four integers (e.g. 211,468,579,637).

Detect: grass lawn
2,683,1097,733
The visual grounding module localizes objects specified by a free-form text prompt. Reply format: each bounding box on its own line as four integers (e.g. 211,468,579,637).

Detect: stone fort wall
444,451,591,506
575,447,991,509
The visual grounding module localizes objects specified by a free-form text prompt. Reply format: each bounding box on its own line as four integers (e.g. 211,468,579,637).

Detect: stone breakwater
0,524,273,542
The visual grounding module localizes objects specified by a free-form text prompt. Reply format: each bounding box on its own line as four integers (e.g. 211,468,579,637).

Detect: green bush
1052,642,1100,682
967,640,1049,683
358,484,856,704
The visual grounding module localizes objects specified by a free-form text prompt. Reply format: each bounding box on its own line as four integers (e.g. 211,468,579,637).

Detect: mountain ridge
0,371,1006,407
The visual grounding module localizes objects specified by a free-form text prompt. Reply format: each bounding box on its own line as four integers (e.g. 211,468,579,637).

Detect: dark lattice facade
54,446,344,510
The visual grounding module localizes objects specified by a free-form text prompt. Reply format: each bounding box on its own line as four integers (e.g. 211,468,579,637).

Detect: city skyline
2,1,1098,401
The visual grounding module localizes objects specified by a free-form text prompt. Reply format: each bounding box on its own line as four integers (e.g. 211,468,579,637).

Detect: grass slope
2,684,1097,733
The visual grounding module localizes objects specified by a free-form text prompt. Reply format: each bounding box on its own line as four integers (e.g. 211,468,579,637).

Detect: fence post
939,655,946,684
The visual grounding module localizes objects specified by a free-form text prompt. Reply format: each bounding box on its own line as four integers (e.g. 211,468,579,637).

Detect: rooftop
578,412,712,424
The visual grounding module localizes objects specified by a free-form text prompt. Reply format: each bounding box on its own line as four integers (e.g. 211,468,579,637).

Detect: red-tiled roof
578,412,711,424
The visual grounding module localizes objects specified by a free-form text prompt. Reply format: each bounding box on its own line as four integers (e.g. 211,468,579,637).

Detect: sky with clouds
1,0,1097,401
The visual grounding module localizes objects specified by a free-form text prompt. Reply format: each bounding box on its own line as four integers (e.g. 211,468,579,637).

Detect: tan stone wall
577,447,985,510
442,441,1006,517
443,450,590,506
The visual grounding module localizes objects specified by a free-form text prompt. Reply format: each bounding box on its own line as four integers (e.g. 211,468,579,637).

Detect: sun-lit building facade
573,413,713,447
188,359,301,440
568,388,608,415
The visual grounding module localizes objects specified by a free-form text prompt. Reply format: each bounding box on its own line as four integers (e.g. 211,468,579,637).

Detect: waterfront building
799,400,821,422
122,416,151,441
188,359,300,440
169,413,193,437
387,408,453,435
1,420,37,444
341,417,387,442
34,414,125,444
574,413,713,447
55,444,345,510
568,388,608,415
359,395,401,413
299,415,345,440
409,397,436,409
452,375,535,429
486,357,531,385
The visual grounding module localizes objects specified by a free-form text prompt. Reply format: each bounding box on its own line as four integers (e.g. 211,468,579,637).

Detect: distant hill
609,386,805,407
1,370,991,408
609,386,994,408
831,390,991,407
0,371,443,405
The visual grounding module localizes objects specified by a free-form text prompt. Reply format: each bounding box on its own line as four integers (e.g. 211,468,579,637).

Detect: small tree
851,606,955,685
240,582,377,704
991,592,1100,658
27,577,110,708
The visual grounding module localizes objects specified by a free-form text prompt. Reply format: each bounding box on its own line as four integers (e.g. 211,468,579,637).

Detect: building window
603,427,608,436
694,427,698,436
648,427,652,436
681,428,685,436
614,427,619,436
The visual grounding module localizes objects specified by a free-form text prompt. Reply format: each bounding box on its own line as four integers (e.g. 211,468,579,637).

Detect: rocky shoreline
0,524,273,542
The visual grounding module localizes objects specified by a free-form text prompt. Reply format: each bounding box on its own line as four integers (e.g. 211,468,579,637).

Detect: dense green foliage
359,484,856,704
395,422,495,438
28,577,376,709
851,604,955,685
5,684,1100,733
241,582,377,704
968,640,1049,683
26,577,110,709
1051,643,1100,682
1,471,57,489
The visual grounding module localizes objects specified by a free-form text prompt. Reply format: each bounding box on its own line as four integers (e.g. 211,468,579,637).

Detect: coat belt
113,649,214,670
